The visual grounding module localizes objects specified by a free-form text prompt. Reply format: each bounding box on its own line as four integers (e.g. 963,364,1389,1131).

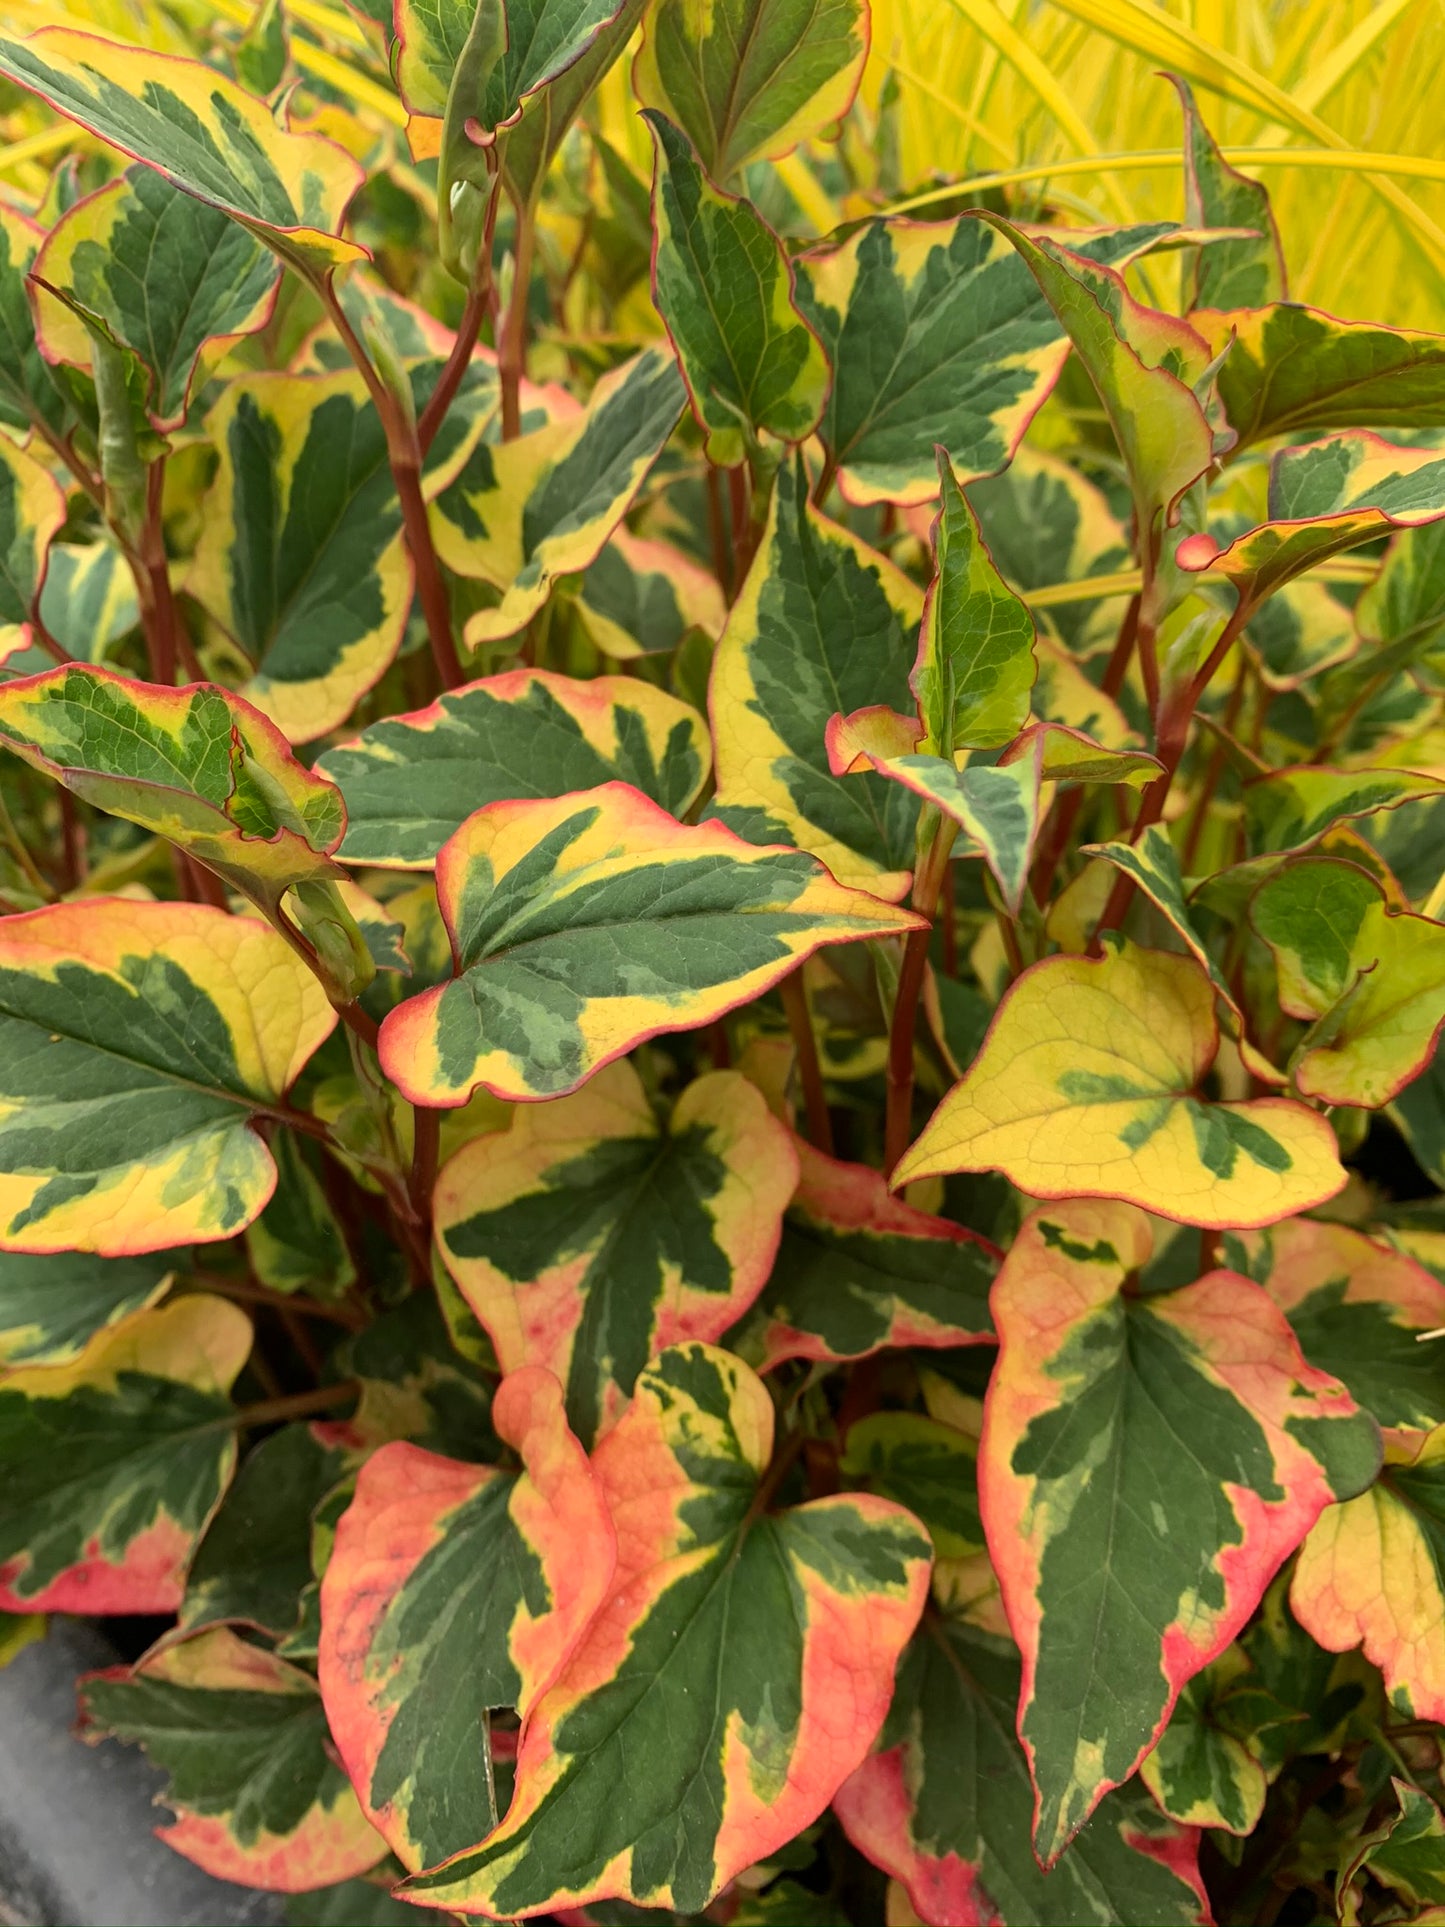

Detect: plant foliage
0,4,1443,1924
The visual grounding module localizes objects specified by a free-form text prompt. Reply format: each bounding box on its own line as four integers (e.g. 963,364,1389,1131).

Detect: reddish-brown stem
811,450,838,508
1180,661,1246,874
279,1305,326,1380
410,1105,441,1226
705,464,731,595
234,1380,360,1429
417,194,498,457
780,966,833,1156
499,203,535,442
136,459,183,683
707,1020,732,1069
180,853,230,911
270,902,383,1050
186,1270,366,1330
885,822,954,1176
728,465,750,577
56,788,84,890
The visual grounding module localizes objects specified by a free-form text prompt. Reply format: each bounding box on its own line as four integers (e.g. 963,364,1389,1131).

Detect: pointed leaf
32,164,279,433
187,371,411,742
1356,521,1445,677
398,1342,932,1918
1179,431,1445,616
0,27,364,269
1227,1215,1445,1432
379,781,921,1106
724,1139,996,1372
1245,763,1445,855
896,943,1344,1228
0,665,347,912
574,527,726,659
1339,1779,1445,1916
182,1419,360,1639
1173,75,1284,311
634,0,868,182
1137,1653,1269,1836
79,1626,383,1890
317,668,709,869
0,1295,251,1612
913,452,1036,755
439,0,636,162
795,217,1177,509
435,1060,797,1443
710,459,924,896
841,1413,984,1559
981,1200,1379,1859
429,347,685,651
1193,305,1445,448
319,1368,616,1871
0,204,73,437
0,897,334,1254
1293,1424,1445,1724
834,1616,1211,1927
0,1246,174,1367
0,434,67,633
646,111,826,467
973,215,1218,541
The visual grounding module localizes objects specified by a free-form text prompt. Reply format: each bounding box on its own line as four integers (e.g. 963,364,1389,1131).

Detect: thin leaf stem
417,186,500,457
779,966,833,1156
233,1380,360,1429
885,817,956,1176
186,1270,366,1330
137,459,184,683
499,201,535,441
1029,594,1138,907
409,1104,441,1226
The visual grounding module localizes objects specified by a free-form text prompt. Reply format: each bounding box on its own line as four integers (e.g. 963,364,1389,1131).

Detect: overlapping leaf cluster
0,4,1443,1924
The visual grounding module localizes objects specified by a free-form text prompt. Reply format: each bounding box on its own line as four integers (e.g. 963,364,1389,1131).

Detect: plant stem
410,1104,441,1226
187,1270,366,1329
136,459,182,683
885,818,956,1176
233,1380,360,1429
779,966,833,1156
0,785,55,900
499,201,535,441
705,463,731,593
56,789,85,890
417,193,499,457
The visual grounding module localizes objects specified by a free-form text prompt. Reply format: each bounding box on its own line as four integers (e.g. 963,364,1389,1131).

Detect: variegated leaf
724,1139,996,1372
187,372,409,743
574,527,726,660
0,203,72,437
1173,75,1284,312
32,163,279,432
841,1412,984,1560
36,543,139,662
835,1615,1211,1927
0,898,334,1254
0,1246,173,1367
0,434,67,636
397,1343,932,1918
1137,1651,1269,1837
710,459,924,897
634,0,867,182
895,942,1346,1229
318,668,709,868
1245,764,1445,856
246,1126,356,1300
0,665,347,912
981,1200,1379,1860
429,347,685,651
319,1368,615,1871
795,217,1177,509
1337,1779,1445,1920
0,1295,251,1612
379,782,921,1105
968,447,1130,658
435,1059,797,1443
79,1626,384,1890
0,27,364,269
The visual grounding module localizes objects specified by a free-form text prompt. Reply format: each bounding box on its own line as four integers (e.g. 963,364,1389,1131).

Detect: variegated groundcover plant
3,3,1445,1925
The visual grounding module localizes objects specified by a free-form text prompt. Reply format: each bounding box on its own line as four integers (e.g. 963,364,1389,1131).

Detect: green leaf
795,217,1178,508
0,1247,174,1368
1172,75,1285,311
841,1413,984,1559
341,1292,499,1461
32,163,279,433
1243,576,1356,690
318,1369,614,1872
286,1870,420,1927
246,1127,356,1299
1245,764,1445,855
1339,1780,1445,1917
397,1343,932,1918
0,897,335,1255
710,458,924,896
379,781,920,1105
0,1296,251,1612
0,204,73,437
36,542,138,662
634,0,868,182
318,667,710,869
1180,431,1445,616
0,665,348,913
0,28,364,271
646,111,826,468
574,527,726,659
724,1138,996,1372
182,1419,358,1639
834,1615,1210,1927
1226,1214,1445,1432
79,1625,384,1891
0,434,67,635
913,452,1036,754
1138,1651,1269,1836
980,1200,1379,1860
436,1059,797,1444
1194,304,1445,448
429,347,686,653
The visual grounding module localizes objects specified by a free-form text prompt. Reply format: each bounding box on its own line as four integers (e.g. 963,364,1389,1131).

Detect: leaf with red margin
79,1626,384,1891
397,1342,933,1919
0,1296,252,1613
981,1200,1380,1862
834,1614,1211,1927
434,1060,797,1444
319,1367,613,1874
724,1140,997,1373
1226,1215,1445,1432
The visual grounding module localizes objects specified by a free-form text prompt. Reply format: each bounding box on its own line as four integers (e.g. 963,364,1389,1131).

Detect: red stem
499,202,535,442
780,967,833,1156
417,186,500,458
885,823,954,1177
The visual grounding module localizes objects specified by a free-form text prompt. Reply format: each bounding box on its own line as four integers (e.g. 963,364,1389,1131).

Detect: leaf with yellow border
1173,75,1284,312
980,1200,1379,1861
434,1059,797,1443
378,782,921,1106
895,942,1345,1229
1138,1650,1270,1838
573,527,726,660
0,1246,174,1368
0,1296,251,1613
0,434,67,641
318,1367,615,1872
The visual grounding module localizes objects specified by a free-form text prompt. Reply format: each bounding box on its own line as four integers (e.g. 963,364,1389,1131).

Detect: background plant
0,3,1444,1925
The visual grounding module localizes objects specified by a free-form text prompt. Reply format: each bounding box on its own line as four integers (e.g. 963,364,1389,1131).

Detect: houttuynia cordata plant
1,2,1444,1923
